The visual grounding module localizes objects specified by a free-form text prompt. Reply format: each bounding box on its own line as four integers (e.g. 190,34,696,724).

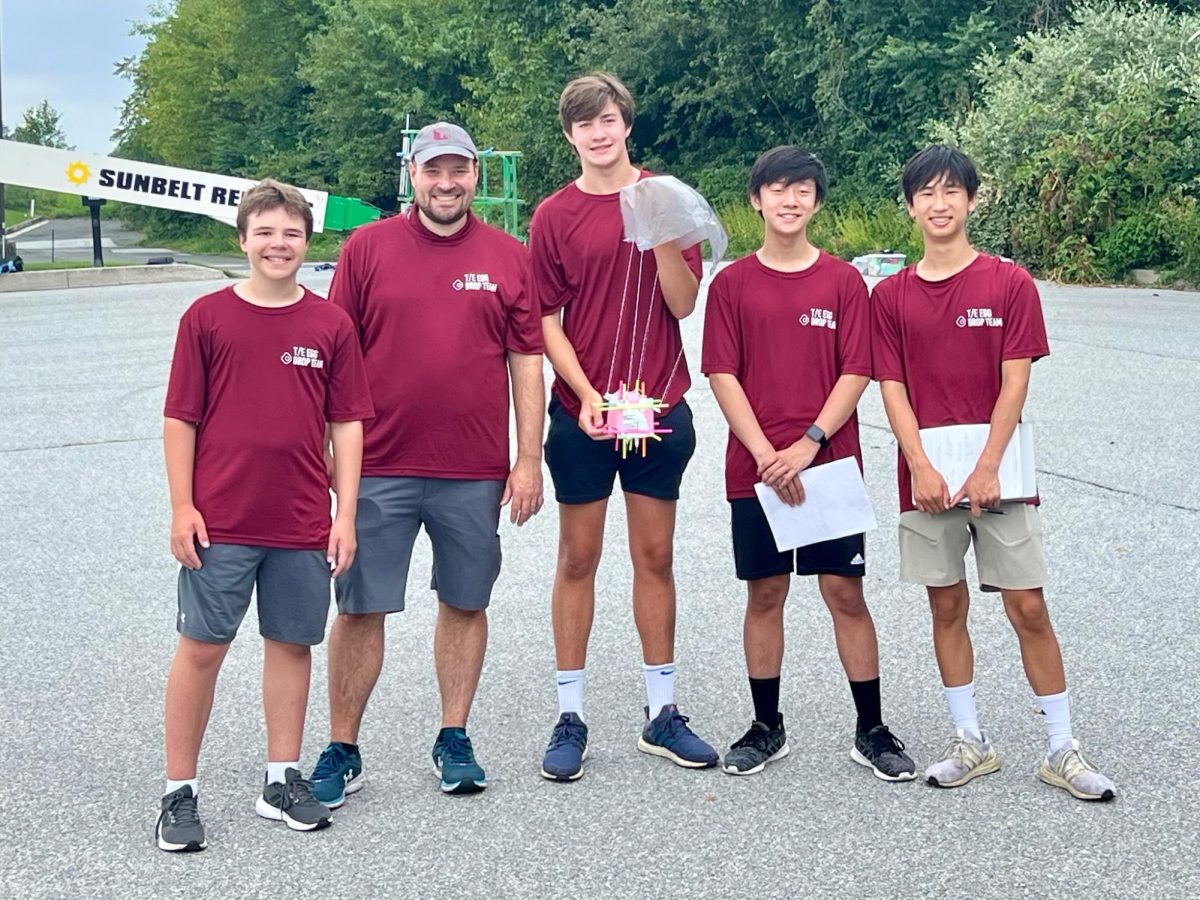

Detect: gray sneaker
925,729,1001,788
851,724,918,781
722,718,789,776
1038,740,1116,801
255,768,332,831
156,785,206,852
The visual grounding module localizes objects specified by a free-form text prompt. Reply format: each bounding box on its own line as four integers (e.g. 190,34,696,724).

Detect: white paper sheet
918,423,1037,501
753,457,878,552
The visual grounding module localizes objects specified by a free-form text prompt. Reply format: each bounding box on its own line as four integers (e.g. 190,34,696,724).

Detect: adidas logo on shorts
850,553,865,566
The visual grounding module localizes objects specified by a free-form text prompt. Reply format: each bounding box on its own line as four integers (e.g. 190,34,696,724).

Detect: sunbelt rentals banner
0,139,329,232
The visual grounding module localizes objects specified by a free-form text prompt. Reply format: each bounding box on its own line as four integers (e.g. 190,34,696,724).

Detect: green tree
116,0,324,178
11,100,70,148
939,1,1200,280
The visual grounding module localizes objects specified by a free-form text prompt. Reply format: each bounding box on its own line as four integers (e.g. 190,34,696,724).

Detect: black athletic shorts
545,396,695,504
730,497,866,581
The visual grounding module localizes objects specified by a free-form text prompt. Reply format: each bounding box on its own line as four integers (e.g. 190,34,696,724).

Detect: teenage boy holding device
157,180,373,851
530,72,718,781
872,144,1116,800
702,146,916,781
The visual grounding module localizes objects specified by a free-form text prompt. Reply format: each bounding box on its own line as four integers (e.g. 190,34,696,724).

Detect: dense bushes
939,1,1200,282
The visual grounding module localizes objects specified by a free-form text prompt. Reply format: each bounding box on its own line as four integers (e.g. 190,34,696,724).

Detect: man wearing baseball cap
309,122,545,800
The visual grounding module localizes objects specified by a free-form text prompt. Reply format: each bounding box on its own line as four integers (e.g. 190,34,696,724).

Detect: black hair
748,146,828,203
901,144,979,203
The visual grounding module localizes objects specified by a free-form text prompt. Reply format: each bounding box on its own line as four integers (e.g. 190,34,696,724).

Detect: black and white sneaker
255,768,332,831
722,717,790,776
156,785,206,852
851,724,918,781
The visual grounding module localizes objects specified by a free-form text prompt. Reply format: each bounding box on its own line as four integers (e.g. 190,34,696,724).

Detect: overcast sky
3,0,151,155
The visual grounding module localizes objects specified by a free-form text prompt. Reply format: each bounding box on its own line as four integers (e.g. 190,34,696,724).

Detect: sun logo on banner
65,161,91,185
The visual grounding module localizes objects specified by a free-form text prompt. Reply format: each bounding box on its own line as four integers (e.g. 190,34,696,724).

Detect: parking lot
1,270,1196,898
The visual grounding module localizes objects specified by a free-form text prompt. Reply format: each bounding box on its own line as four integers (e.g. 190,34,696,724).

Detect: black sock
849,678,883,734
749,676,781,728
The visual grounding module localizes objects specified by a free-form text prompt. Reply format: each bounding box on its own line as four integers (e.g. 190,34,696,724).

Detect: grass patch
4,187,111,221
22,260,139,271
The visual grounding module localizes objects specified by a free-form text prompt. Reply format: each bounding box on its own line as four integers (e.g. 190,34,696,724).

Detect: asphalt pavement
0,271,1197,899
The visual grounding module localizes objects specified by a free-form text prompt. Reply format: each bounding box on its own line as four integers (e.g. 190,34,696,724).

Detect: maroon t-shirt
329,212,543,480
529,175,704,419
871,253,1050,512
702,251,872,499
164,287,374,549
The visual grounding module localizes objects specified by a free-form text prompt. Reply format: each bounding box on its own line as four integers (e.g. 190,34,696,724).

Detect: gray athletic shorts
898,502,1048,591
177,543,332,645
335,476,504,614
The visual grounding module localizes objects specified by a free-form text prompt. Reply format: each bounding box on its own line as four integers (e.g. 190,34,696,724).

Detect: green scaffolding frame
398,129,523,237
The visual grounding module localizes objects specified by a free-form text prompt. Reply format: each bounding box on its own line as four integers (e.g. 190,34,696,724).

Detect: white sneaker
924,728,1001,788
1038,740,1117,801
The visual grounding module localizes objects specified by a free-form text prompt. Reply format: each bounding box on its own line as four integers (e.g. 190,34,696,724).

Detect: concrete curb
0,263,230,294
5,216,50,239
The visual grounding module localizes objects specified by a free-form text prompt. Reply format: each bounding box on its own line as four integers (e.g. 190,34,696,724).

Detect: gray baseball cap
410,122,478,164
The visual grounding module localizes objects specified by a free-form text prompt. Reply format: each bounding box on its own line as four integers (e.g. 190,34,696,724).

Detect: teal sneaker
432,727,487,795
310,742,364,809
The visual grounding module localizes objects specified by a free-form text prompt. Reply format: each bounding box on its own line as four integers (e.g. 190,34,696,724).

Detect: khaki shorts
898,503,1047,591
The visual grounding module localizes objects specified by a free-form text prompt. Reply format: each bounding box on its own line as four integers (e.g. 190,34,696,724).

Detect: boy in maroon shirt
873,145,1115,800
702,147,916,781
157,181,373,851
531,72,717,780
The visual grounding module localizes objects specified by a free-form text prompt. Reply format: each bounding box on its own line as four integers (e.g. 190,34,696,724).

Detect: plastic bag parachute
618,175,728,276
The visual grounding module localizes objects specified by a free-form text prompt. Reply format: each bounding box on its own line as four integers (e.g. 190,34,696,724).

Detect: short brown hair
559,72,635,132
236,178,314,239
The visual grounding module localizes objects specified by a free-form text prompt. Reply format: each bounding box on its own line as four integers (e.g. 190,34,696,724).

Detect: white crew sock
556,668,586,719
1037,689,1073,753
644,662,676,721
945,681,982,741
165,777,198,797
266,760,299,785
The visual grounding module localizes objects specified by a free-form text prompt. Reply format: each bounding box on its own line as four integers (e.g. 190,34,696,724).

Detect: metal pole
0,1,8,260
83,197,106,267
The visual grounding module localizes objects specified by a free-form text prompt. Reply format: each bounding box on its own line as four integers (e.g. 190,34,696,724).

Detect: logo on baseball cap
410,122,478,164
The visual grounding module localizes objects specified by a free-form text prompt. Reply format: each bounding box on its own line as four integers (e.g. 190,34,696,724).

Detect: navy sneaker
637,704,719,768
541,712,589,781
311,742,365,809
432,727,487,794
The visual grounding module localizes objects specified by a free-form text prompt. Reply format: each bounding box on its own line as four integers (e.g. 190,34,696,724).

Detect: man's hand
326,516,356,577
755,447,807,507
912,462,952,514
578,391,608,440
171,506,209,570
501,456,544,526
952,462,1001,517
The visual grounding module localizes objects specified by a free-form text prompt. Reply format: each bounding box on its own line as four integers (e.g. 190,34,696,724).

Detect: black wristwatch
805,424,830,449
